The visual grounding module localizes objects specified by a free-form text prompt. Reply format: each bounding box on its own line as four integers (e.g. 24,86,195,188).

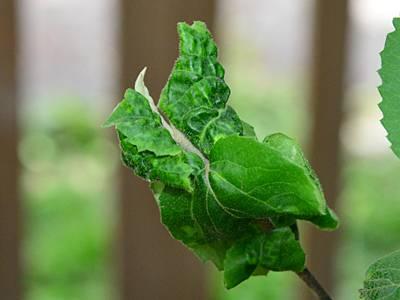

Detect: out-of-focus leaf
379,18,400,159
360,249,400,300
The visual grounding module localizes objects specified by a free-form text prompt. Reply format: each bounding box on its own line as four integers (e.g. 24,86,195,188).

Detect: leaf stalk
296,268,332,300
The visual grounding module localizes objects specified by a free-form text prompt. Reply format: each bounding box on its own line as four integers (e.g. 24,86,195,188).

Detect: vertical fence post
0,1,21,300
302,0,349,299
117,1,215,299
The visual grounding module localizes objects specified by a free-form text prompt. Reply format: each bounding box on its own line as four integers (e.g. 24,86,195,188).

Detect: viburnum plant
104,20,400,300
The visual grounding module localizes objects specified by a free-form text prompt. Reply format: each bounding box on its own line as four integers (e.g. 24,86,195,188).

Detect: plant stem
296,268,332,300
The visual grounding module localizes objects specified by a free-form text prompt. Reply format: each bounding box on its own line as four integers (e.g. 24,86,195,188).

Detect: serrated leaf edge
378,17,400,159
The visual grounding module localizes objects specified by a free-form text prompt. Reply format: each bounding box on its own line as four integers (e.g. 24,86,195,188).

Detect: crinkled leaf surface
103,87,194,192
361,250,400,300
379,18,400,158
158,21,243,154
105,21,338,289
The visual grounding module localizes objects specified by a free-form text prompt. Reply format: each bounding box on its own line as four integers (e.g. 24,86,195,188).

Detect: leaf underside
105,21,339,289
379,18,400,159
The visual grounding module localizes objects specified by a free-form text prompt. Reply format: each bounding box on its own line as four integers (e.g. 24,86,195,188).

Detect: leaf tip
134,67,153,101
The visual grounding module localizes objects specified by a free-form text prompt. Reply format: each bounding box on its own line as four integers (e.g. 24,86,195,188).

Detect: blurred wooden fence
0,0,349,299
0,1,21,299
118,1,215,299
303,1,349,299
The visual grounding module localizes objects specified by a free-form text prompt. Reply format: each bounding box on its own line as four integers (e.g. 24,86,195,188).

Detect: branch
296,268,332,300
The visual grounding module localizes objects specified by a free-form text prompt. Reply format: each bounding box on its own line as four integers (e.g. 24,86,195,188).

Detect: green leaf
209,136,328,219
158,186,205,246
360,249,400,300
224,227,305,289
158,183,233,270
241,120,257,137
263,133,339,230
308,207,339,231
118,126,194,192
224,234,262,289
379,18,400,158
259,228,305,272
191,174,249,239
105,21,339,289
104,88,181,156
158,21,243,154
105,72,195,192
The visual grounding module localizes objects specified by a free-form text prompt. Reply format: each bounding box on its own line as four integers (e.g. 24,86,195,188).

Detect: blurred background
1,0,400,299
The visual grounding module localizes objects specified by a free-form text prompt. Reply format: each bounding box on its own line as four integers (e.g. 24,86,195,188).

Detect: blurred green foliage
21,101,118,300
336,155,400,299
213,271,295,300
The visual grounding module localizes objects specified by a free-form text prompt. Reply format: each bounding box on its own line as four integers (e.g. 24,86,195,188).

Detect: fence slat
0,1,21,299
302,1,349,299
118,1,215,299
